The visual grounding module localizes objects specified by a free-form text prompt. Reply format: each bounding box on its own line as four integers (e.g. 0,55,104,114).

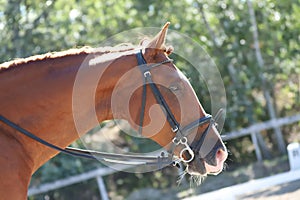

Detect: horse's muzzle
187,141,228,176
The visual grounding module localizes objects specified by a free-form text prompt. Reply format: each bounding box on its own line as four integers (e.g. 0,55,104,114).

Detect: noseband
0,50,221,169
136,50,216,165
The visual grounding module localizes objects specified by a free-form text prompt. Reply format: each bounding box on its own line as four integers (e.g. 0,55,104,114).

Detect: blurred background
1,0,299,199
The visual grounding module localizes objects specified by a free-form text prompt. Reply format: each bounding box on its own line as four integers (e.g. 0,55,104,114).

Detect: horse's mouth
186,143,228,176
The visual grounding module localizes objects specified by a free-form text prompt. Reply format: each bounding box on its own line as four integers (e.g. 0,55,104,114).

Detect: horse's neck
0,51,134,171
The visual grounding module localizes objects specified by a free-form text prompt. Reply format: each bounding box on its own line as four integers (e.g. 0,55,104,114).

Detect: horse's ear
146,22,170,49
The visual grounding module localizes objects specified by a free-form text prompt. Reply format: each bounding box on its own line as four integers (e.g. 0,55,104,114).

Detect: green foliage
1,0,299,198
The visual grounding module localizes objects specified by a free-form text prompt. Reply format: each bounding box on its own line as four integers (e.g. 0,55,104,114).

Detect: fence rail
222,113,300,161
222,113,300,141
28,167,116,197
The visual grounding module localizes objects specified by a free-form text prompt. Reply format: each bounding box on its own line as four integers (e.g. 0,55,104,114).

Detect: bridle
136,50,218,165
0,50,220,169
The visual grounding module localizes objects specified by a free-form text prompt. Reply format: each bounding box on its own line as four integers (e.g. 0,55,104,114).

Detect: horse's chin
186,158,207,176
186,158,224,176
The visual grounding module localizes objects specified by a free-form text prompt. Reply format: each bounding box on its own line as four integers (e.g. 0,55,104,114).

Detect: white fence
223,113,300,140
28,114,300,198
28,167,118,199
183,168,300,200
223,113,300,162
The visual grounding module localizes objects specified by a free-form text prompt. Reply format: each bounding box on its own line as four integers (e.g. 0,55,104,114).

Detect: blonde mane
0,44,137,73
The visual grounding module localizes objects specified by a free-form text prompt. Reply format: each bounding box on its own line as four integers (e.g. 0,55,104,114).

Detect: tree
1,0,299,198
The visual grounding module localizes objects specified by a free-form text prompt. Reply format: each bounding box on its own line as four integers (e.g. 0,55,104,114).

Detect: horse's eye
169,85,179,92
214,122,219,130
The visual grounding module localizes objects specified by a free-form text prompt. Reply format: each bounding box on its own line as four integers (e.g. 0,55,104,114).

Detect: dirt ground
238,179,300,200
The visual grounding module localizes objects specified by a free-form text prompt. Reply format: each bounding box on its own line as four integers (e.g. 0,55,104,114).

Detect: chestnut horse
0,23,227,199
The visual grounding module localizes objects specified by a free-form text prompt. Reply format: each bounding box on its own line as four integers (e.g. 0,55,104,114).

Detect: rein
0,50,220,169
0,115,173,166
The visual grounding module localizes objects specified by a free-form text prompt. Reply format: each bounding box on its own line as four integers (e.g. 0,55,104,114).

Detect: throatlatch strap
136,50,179,135
136,50,147,135
139,75,147,135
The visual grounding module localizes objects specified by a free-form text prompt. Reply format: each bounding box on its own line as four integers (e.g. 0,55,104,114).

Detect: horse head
112,23,227,177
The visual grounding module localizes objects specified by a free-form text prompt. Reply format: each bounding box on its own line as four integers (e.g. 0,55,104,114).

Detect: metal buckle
171,126,179,133
172,137,195,163
172,159,181,168
144,71,151,78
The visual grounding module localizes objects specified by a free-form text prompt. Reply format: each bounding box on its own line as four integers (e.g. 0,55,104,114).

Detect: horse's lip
204,159,225,175
186,152,226,176
207,169,222,175
186,167,206,176
186,163,223,176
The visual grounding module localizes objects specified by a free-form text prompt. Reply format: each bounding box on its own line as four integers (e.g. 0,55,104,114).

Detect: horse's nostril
216,149,222,157
215,148,228,163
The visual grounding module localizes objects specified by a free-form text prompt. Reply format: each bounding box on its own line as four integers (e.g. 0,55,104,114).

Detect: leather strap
136,50,178,135
0,115,173,166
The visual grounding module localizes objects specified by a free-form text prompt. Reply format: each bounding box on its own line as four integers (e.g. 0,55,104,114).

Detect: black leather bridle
0,50,219,168
136,50,215,165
